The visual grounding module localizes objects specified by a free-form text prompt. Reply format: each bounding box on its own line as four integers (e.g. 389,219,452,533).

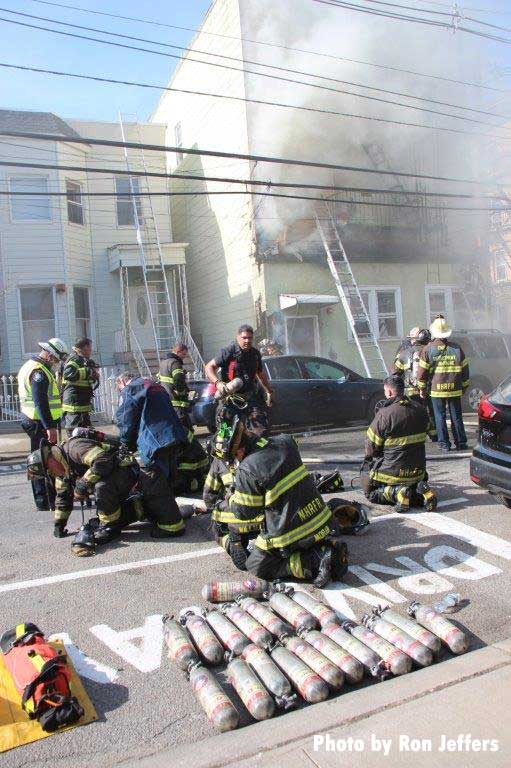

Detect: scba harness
0,623,84,732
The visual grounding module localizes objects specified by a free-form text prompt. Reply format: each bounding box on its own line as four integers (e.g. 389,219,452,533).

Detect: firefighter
417,316,469,452
158,343,209,493
26,435,136,540
392,326,437,442
217,418,349,587
115,371,187,536
205,324,273,437
17,337,69,511
61,337,99,436
203,423,263,570
362,374,437,512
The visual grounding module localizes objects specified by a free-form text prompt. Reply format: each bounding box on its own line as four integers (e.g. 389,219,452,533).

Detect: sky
0,0,212,121
0,0,511,123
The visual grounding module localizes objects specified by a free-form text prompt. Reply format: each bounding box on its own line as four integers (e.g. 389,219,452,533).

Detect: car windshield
492,374,511,406
474,336,509,360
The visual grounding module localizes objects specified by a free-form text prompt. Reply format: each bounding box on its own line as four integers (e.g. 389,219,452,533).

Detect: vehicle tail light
478,396,502,421
470,474,481,485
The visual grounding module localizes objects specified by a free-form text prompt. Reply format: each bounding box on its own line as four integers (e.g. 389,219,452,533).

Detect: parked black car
470,372,511,509
191,354,384,433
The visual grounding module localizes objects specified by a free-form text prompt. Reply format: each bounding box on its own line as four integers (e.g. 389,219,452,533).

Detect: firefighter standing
203,424,263,570
17,337,69,510
362,375,437,512
205,325,273,437
61,337,99,436
158,342,209,493
417,316,469,452
115,372,187,537
392,326,437,442
217,418,348,587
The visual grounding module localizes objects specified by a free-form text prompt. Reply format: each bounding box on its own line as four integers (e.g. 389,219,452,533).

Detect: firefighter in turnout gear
205,324,273,437
18,337,69,511
158,343,209,493
116,372,188,536
362,375,437,513
26,435,138,541
218,418,349,587
392,326,437,442
417,316,469,452
204,423,263,570
61,337,99,436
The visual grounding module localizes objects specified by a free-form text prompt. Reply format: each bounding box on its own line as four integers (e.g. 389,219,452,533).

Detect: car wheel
500,496,511,510
366,394,384,424
463,378,492,412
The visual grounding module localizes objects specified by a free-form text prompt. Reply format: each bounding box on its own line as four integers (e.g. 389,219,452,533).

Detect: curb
129,640,511,768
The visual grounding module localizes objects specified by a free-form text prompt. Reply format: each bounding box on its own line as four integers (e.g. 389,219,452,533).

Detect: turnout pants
361,473,432,509
54,466,136,526
175,437,209,495
21,418,56,511
137,466,185,534
62,411,91,438
245,544,326,581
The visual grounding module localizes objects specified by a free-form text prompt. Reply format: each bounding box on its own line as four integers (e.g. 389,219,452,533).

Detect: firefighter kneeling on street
361,374,437,513
212,418,349,587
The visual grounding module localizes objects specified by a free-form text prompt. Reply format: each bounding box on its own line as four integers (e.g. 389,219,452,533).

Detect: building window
490,201,511,231
10,176,51,221
74,287,91,338
494,250,509,283
66,180,84,225
115,176,142,226
348,288,402,341
19,287,55,354
285,316,319,355
426,285,471,328
175,122,183,163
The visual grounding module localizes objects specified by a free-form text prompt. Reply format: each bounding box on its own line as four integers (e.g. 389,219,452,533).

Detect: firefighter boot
313,545,332,588
150,523,186,539
394,486,412,514
417,480,438,511
226,531,248,571
94,523,122,544
53,521,68,538
330,540,349,580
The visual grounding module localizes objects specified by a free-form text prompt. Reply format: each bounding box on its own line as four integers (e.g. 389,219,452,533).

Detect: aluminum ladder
314,201,389,379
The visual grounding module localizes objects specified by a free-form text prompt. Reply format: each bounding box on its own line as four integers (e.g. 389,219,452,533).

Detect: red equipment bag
0,623,84,732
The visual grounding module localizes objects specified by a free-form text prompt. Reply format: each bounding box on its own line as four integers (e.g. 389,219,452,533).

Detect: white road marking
436,497,468,508
90,614,163,674
413,513,511,561
0,545,222,594
49,632,119,683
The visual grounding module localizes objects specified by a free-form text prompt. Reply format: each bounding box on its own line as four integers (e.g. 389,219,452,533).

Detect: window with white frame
73,287,91,338
426,285,470,327
66,180,84,225
19,287,55,354
10,176,51,221
348,288,402,340
494,250,509,283
175,122,183,163
115,176,142,226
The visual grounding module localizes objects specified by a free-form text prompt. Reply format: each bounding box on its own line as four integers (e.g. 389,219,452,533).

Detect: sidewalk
132,640,511,768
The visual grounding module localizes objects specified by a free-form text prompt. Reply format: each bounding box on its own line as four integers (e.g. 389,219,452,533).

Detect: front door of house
128,285,156,350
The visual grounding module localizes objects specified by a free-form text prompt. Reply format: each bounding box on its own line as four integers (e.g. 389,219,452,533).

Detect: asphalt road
2,423,511,768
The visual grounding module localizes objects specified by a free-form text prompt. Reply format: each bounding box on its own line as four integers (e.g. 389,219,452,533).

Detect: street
1,422,511,767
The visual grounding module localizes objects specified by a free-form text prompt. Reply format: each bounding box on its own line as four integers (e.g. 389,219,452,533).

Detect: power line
312,0,511,43
360,0,511,32
2,61,508,143
23,0,509,93
0,11,504,128
0,158,502,200
0,128,500,185
0,6,504,121
0,189,502,211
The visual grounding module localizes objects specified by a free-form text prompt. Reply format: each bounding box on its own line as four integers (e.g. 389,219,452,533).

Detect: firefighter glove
74,478,91,500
